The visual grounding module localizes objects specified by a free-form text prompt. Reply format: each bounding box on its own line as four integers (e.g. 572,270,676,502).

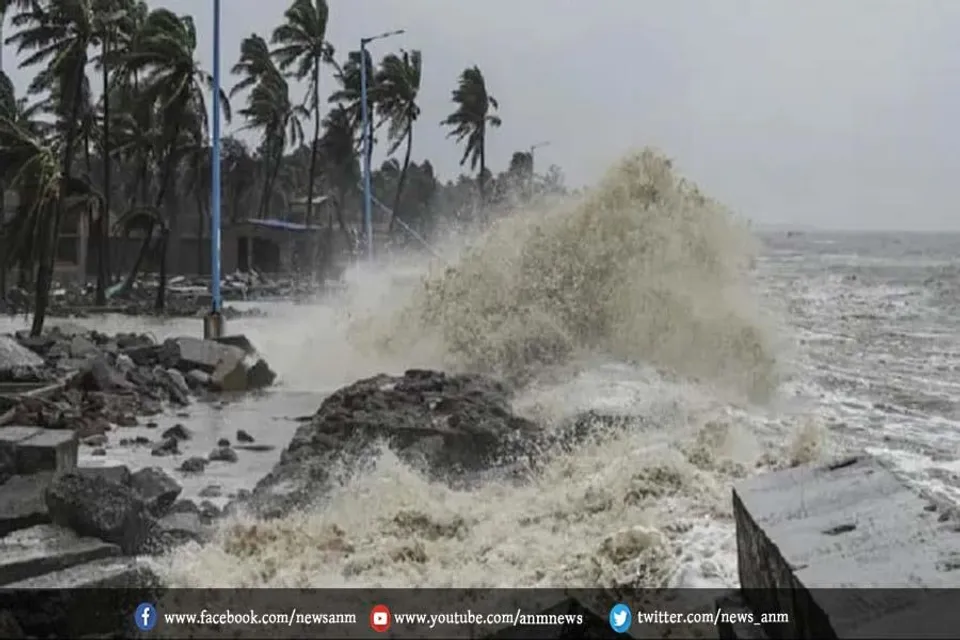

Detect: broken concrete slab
0,472,53,536
0,336,44,374
0,426,77,475
2,557,158,639
0,524,121,585
4,555,153,588
162,336,245,374
733,454,960,638
13,429,77,475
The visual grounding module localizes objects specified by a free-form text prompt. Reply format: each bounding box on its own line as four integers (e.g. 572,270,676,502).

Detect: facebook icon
134,602,158,632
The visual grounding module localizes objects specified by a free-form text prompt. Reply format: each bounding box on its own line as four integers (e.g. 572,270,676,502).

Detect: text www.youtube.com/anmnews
371,604,583,631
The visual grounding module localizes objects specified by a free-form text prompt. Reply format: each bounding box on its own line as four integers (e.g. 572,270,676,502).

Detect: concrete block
733,454,960,638
4,556,153,588
166,337,244,374
0,472,52,536
14,429,77,475
0,524,120,585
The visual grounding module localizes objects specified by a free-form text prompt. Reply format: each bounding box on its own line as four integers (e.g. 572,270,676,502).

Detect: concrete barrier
722,454,960,638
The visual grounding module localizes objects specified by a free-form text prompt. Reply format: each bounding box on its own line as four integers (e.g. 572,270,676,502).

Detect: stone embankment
0,323,277,636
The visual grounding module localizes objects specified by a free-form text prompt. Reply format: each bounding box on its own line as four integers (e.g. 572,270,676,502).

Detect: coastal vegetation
0,0,568,334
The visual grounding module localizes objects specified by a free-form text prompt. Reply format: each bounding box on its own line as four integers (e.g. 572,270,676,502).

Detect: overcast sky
3,0,959,230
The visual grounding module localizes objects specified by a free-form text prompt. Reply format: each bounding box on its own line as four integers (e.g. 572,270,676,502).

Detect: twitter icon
609,603,632,634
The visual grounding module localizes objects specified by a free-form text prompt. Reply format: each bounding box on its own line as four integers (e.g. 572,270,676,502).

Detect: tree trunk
388,123,413,235
306,60,321,277
32,62,87,336
154,226,168,312
257,154,273,218
96,35,112,305
263,144,283,219
119,222,154,295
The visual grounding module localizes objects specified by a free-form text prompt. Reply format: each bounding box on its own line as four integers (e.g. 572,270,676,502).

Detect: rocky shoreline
0,352,632,637
0,323,279,636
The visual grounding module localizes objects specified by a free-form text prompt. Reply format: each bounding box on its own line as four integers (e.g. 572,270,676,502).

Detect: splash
360,149,778,401
148,149,796,591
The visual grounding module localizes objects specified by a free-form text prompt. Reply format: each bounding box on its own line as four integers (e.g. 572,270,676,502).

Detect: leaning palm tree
328,49,376,136
271,0,333,235
374,49,421,233
239,70,306,219
120,7,230,311
6,0,98,334
441,65,501,207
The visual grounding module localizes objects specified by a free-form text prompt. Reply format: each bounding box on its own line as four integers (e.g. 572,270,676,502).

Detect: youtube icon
370,604,391,633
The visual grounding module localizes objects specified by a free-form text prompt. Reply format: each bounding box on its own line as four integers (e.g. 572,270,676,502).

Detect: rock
154,367,190,406
235,443,275,452
81,434,108,447
209,446,238,463
129,467,181,516
68,357,131,393
210,355,276,392
162,423,191,441
0,335,44,374
44,471,153,554
217,438,230,447
198,500,220,522
161,337,245,374
114,353,135,373
0,473,53,536
185,369,211,390
121,343,162,366
4,555,154,589
0,426,78,475
0,524,120,586
236,429,254,443
153,511,206,547
76,465,131,487
243,369,541,519
151,437,179,457
91,448,106,456
168,499,199,515
68,335,99,359
179,457,207,473
198,484,222,498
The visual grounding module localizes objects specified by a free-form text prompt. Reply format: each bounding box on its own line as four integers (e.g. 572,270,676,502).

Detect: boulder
129,467,181,516
76,465,131,487
44,471,153,554
210,355,276,392
161,337,245,374
0,336,44,374
242,369,541,519
0,473,53,536
68,357,131,393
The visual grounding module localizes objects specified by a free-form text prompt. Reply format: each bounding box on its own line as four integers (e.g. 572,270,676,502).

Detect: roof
244,218,326,232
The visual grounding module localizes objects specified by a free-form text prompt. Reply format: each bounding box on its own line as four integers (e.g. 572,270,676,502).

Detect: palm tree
90,0,127,304
441,65,501,208
231,33,304,220
271,0,332,238
6,0,97,334
319,105,357,241
120,7,230,311
374,49,421,234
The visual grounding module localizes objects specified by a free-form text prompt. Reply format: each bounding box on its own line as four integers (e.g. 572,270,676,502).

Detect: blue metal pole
210,0,222,312
360,40,373,261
